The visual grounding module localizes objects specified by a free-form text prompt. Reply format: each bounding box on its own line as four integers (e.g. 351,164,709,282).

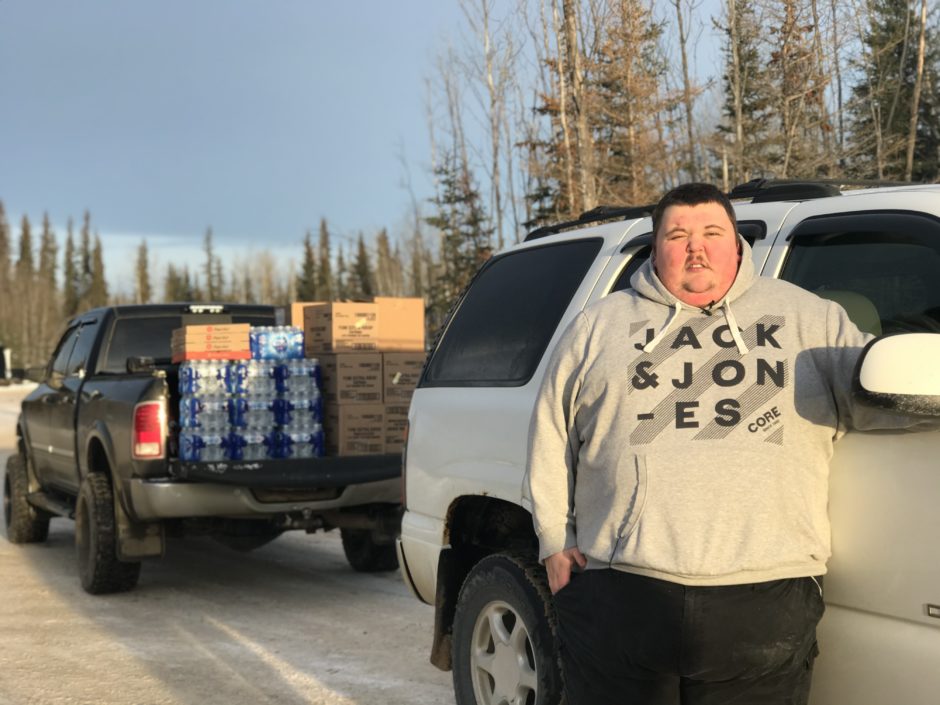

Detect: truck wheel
75,473,141,594
340,528,399,572
3,454,50,543
452,554,564,705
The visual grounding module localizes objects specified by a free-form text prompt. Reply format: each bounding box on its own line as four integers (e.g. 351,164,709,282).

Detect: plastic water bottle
225,429,271,461
228,393,275,429
180,430,226,462
244,360,275,395
223,361,249,395
180,394,228,430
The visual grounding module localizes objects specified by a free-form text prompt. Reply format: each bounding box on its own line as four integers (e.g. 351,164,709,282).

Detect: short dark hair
651,183,738,239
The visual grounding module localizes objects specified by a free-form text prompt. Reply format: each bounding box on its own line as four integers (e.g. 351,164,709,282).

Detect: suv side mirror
854,333,940,416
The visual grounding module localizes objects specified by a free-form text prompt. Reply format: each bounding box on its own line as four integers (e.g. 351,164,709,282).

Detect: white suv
398,181,940,705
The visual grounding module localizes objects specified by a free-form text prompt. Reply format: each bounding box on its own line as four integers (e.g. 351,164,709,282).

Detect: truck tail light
133,401,166,459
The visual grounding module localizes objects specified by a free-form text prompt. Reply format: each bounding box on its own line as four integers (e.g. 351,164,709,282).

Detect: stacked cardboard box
171,324,251,363
303,298,425,455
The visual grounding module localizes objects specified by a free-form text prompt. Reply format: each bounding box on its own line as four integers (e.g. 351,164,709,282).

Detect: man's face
652,202,741,308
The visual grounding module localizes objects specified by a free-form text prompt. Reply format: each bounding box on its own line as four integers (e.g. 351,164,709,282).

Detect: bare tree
905,0,928,180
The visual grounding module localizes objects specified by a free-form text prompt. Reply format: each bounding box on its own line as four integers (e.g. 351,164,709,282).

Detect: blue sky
0,1,467,294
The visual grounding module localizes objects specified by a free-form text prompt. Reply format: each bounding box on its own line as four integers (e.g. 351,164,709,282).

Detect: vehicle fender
83,421,165,560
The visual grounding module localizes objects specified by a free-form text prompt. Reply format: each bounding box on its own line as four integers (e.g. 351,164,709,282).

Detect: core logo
748,406,781,433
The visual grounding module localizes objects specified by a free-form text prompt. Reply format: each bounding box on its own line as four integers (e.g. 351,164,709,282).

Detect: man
524,182,913,704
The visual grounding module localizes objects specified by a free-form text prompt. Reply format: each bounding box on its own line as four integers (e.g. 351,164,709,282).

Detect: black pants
553,569,824,705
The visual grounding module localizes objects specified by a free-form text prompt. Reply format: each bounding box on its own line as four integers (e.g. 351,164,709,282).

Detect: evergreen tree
335,245,348,300
714,0,774,185
0,200,10,294
86,234,108,308
15,215,36,364
425,150,494,326
848,0,940,180
62,220,81,317
135,240,152,304
78,211,93,307
296,229,318,300
352,233,375,299
0,201,11,347
316,218,334,300
203,227,219,300
37,214,60,362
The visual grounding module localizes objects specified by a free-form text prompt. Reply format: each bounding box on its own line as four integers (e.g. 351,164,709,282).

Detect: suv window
780,212,940,334
423,238,603,387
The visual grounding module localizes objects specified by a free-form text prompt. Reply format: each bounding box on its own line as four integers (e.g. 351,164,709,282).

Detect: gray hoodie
525,238,911,586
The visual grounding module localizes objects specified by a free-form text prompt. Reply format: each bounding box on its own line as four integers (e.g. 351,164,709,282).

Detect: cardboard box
171,349,251,363
382,352,424,403
290,301,324,328
384,403,410,454
171,324,250,362
325,403,385,456
374,296,425,351
318,353,383,404
304,302,379,354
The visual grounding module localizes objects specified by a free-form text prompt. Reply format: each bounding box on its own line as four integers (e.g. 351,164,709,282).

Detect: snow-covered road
0,384,454,705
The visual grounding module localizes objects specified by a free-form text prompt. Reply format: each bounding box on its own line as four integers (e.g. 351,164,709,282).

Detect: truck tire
340,528,399,572
452,554,564,705
3,453,50,543
75,473,141,594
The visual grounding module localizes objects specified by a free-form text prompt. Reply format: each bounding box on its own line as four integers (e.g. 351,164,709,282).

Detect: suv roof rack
729,178,912,203
524,203,655,242
523,178,919,243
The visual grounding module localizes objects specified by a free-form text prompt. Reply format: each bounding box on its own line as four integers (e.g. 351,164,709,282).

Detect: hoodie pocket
609,455,648,558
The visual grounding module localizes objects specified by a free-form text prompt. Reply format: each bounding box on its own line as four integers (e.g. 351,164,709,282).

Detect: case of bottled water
225,429,273,461
272,424,324,459
228,393,275,429
179,360,227,396
179,430,227,462
250,326,304,361
274,359,321,396
179,394,228,430
178,327,324,463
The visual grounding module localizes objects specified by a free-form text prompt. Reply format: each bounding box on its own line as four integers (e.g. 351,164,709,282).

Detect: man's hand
545,547,587,595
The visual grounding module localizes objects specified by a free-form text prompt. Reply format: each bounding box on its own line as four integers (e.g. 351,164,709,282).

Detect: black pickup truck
4,304,402,594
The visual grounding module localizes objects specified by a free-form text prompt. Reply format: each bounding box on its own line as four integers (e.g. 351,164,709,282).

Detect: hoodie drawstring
642,298,750,355
722,300,750,354
642,301,683,353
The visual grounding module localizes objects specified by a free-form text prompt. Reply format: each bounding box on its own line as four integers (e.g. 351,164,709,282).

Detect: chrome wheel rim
469,599,537,705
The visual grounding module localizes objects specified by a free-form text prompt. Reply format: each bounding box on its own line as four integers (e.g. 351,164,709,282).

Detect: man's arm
524,312,590,573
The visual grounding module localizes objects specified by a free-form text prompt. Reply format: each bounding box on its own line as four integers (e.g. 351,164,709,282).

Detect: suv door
763,193,940,705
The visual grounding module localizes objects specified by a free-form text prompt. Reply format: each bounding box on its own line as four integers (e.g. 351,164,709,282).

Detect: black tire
3,453,50,544
75,473,141,594
452,553,564,705
340,528,399,572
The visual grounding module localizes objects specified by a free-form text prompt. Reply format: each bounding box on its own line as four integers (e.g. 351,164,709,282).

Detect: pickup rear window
99,315,274,373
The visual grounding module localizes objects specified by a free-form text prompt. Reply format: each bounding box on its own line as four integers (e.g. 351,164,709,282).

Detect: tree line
2,0,936,368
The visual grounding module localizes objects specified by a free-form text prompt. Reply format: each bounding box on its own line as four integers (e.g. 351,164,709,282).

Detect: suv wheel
3,453,50,543
340,528,399,572
75,473,141,594
452,554,563,705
